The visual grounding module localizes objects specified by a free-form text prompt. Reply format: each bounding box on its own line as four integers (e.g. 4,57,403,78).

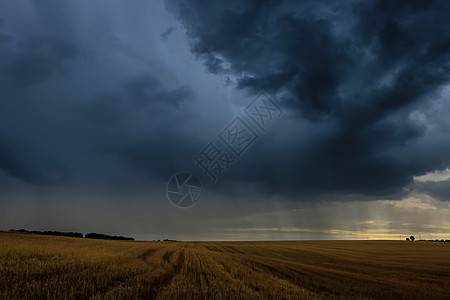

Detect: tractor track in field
88,248,186,299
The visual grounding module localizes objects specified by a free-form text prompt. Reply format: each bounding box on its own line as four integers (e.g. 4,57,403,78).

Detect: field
1,231,450,299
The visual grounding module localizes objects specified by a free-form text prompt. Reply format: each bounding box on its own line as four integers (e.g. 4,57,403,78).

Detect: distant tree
406,238,410,241
8,229,83,238
410,236,415,241
85,232,134,240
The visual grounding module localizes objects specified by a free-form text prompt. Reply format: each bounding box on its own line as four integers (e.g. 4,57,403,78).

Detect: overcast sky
1,0,450,240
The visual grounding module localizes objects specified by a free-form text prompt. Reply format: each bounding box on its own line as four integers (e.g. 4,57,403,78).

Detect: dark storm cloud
2,1,450,241
0,19,13,44
0,71,199,188
0,12,77,88
5,37,77,87
81,75,193,126
1,0,450,205
160,27,175,40
0,139,70,186
0,6,203,190
0,19,76,185
167,0,450,198
0,141,35,184
413,180,450,202
79,74,201,183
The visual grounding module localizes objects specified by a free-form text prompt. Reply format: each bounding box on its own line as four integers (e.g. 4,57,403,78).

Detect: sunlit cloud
382,195,437,210
414,169,450,182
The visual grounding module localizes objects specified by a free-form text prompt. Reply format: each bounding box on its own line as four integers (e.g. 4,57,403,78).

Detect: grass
1,231,450,299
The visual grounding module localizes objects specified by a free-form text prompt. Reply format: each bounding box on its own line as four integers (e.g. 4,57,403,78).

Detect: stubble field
1,231,450,299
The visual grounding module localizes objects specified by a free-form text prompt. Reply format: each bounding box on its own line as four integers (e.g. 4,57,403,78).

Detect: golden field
1,231,450,299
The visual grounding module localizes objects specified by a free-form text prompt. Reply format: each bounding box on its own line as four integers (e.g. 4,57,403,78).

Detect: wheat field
1,231,449,299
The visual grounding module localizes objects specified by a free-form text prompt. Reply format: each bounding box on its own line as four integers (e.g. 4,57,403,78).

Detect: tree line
9,229,134,240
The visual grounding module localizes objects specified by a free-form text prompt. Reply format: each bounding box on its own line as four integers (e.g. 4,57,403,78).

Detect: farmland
1,231,450,299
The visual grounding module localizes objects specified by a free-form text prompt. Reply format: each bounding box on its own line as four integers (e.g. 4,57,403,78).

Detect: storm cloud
1,0,450,200
0,1,227,191
0,0,450,240
166,0,450,198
